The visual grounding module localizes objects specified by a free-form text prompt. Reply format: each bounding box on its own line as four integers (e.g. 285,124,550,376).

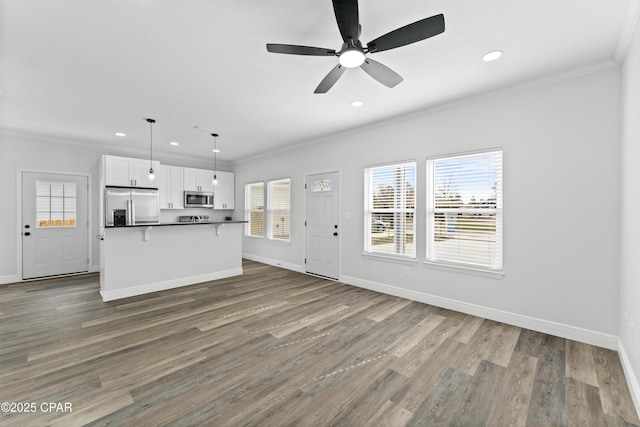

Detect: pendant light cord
149,120,153,167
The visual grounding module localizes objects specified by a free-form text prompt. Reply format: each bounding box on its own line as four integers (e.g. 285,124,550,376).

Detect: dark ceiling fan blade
314,64,346,93
266,44,336,56
332,0,360,43
367,14,445,53
360,58,403,88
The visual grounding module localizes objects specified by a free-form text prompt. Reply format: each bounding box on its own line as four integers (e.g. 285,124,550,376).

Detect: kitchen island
99,221,246,301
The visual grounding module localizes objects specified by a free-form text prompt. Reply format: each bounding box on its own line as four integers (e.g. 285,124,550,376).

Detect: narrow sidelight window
268,178,291,242
245,182,265,238
364,161,416,258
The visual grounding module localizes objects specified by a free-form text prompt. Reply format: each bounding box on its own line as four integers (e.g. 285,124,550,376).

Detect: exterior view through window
427,149,503,273
36,180,77,228
364,161,416,258
245,182,264,237
268,178,291,241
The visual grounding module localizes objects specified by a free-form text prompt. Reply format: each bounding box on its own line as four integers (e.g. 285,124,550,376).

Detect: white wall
620,13,640,412
0,131,233,283
235,68,622,341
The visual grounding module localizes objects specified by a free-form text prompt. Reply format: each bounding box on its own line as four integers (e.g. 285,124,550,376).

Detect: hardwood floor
0,260,638,426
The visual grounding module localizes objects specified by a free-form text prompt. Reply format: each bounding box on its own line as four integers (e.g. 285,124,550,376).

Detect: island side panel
100,224,243,301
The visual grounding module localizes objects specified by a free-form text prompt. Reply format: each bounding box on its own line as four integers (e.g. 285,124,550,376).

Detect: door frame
304,170,341,280
17,168,93,281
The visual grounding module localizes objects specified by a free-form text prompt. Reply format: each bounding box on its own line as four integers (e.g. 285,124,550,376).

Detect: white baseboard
340,274,618,350
90,264,100,273
0,274,19,285
618,339,640,419
242,253,304,274
100,268,243,302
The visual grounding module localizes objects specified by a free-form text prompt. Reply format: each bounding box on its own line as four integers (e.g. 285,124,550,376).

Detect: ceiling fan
266,0,445,93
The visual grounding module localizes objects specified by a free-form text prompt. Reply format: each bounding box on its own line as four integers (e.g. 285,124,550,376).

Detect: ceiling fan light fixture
339,49,365,68
482,50,503,62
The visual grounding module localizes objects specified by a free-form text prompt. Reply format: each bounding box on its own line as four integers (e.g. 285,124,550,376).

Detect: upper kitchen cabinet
213,171,234,210
104,155,160,188
183,167,214,193
158,165,184,209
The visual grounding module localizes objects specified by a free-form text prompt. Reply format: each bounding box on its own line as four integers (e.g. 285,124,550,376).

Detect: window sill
424,261,504,279
363,252,418,265
267,238,291,247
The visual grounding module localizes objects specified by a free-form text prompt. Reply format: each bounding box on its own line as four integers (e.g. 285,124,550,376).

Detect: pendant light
212,133,219,186
146,118,156,181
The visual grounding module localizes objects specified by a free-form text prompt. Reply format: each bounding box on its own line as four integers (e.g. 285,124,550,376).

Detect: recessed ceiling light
351,100,363,107
212,148,220,153
170,141,179,146
115,132,126,137
482,50,503,62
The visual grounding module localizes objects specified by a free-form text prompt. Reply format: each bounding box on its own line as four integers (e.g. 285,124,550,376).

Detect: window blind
268,178,290,241
245,182,264,237
364,161,416,258
427,150,503,272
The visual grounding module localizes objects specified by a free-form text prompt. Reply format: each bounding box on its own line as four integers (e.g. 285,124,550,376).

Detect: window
36,180,77,228
427,149,503,274
364,161,416,258
268,178,291,242
245,182,264,237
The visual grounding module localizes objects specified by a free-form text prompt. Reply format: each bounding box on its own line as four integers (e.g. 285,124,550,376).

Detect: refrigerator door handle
130,200,136,225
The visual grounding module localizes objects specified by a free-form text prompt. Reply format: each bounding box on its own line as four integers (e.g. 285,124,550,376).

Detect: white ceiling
1,0,637,162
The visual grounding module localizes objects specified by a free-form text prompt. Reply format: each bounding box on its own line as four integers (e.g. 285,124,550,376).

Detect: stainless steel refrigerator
105,187,160,226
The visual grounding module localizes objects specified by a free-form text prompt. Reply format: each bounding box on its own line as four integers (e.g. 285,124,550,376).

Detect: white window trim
426,148,503,277
267,177,291,243
364,160,417,261
244,181,265,239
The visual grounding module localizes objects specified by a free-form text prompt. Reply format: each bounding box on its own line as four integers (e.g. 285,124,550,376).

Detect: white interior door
305,172,339,279
22,172,89,279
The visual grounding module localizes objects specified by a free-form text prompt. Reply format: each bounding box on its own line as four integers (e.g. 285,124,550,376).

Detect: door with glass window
22,172,89,279
305,172,339,279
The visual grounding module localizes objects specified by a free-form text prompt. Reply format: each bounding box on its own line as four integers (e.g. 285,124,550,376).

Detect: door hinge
304,220,307,226
305,183,307,190
304,258,306,264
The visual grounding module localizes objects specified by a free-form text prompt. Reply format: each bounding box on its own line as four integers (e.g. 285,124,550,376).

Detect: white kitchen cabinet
158,165,184,209
213,171,234,210
104,155,160,188
183,167,214,193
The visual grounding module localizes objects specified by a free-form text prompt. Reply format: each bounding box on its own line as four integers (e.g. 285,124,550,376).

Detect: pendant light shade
146,118,156,181
212,133,219,186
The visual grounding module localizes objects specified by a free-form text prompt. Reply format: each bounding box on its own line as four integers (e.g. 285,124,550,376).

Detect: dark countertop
105,220,247,229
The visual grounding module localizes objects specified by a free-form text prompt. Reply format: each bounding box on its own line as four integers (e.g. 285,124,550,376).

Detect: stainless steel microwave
184,191,213,208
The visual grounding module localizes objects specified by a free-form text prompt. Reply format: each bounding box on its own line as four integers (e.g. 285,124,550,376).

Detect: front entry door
22,172,89,279
305,172,339,279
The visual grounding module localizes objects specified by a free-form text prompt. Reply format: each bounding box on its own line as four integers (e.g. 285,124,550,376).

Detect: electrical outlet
404,267,411,277
624,312,630,338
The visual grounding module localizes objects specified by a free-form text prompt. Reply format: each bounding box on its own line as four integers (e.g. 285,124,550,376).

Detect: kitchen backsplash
160,208,231,223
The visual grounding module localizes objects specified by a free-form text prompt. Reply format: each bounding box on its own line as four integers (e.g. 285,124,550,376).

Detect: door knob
24,232,31,236
333,232,338,236
24,224,31,229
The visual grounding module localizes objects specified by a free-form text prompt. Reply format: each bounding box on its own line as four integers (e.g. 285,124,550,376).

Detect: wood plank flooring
0,260,638,426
